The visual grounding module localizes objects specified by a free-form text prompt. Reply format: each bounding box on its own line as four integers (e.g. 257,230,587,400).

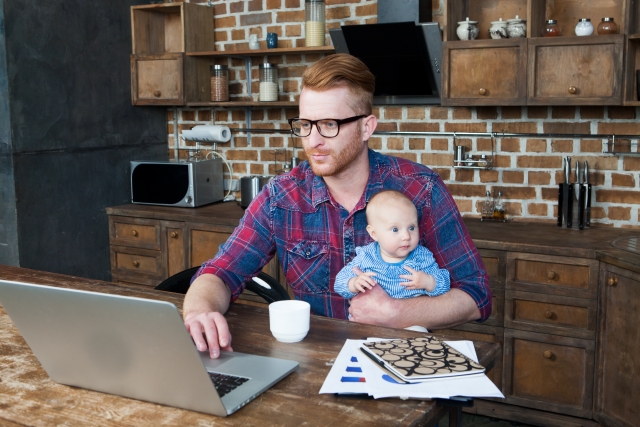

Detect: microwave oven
130,159,224,208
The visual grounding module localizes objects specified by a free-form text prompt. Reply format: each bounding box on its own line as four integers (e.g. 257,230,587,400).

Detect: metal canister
240,176,272,208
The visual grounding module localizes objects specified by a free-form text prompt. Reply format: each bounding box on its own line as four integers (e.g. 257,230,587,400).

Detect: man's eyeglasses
288,115,367,138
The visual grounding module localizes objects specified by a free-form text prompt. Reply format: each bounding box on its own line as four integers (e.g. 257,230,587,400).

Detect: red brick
421,153,454,167
241,13,273,26
231,110,246,121
580,106,605,119
454,169,474,182
368,137,382,150
433,168,450,180
355,4,377,17
502,107,522,119
384,107,403,120
598,122,640,134
215,16,237,28
543,121,590,134
285,0,301,8
500,138,521,152
226,150,258,161
479,170,499,182
492,155,511,168
452,107,472,120
326,6,350,20
400,122,439,132
376,122,398,132
197,110,212,122
387,137,405,150
528,203,549,216
551,139,573,152
477,107,498,120
624,157,640,171
516,156,562,169
491,186,536,199
608,206,631,221
503,202,522,217
214,3,228,16
477,138,494,152
231,29,245,40
551,106,576,119
445,184,487,197
596,189,640,204
230,1,245,13
526,139,547,152
283,79,299,93
285,24,302,37
608,106,636,120
181,110,196,121
454,198,473,214
430,138,448,151
612,173,637,187
407,107,426,120
387,152,417,162
580,139,602,153
503,171,524,184
528,171,551,185
444,123,486,133
430,107,449,120
590,206,606,220
494,121,537,134
527,106,548,119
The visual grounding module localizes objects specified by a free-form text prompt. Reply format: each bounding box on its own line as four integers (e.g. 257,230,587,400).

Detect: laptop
0,279,298,416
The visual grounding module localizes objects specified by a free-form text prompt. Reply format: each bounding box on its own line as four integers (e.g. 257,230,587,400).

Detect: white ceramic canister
506,15,527,38
456,17,479,41
489,18,508,39
575,18,594,36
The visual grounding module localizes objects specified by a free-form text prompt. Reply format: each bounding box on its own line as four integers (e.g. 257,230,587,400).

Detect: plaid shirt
195,149,492,321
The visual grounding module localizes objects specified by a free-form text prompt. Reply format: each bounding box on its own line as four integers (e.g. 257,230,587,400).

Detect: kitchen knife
584,161,591,228
563,157,572,228
572,161,582,229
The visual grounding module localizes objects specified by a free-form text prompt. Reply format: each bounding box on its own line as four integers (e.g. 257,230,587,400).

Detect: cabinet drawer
504,329,594,418
528,35,623,105
479,249,506,288
505,290,596,340
507,252,599,299
109,216,161,250
442,38,527,106
110,246,164,281
131,53,184,105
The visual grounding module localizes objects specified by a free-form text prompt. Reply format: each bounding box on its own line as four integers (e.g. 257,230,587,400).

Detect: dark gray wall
1,0,168,279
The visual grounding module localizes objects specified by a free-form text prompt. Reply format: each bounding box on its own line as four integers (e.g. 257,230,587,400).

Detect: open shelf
187,101,298,107
188,46,335,58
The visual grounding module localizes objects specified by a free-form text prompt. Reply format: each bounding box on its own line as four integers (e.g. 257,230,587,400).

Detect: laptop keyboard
208,372,250,398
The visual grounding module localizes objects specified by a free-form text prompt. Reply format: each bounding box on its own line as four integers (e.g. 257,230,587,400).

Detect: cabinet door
528,35,624,105
161,221,187,278
595,264,640,427
130,53,184,105
441,38,527,106
479,249,506,327
503,329,594,418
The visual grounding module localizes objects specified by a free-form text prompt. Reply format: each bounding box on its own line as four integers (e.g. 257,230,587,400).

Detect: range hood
329,21,442,105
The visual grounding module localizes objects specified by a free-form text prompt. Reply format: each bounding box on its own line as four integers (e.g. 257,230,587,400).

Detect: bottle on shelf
493,191,506,221
481,190,494,220
305,0,326,47
259,63,279,102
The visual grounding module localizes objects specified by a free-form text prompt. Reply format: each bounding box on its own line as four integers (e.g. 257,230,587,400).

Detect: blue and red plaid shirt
195,149,492,321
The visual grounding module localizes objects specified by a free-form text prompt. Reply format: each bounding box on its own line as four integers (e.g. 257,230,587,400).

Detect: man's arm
348,284,480,330
183,273,233,358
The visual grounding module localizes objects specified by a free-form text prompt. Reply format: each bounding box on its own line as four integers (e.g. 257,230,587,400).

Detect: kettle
240,176,271,208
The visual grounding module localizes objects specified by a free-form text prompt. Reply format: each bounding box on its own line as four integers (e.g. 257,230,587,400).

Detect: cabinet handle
132,260,140,267
547,271,556,280
607,277,618,286
544,310,554,319
131,229,138,237
568,86,577,95
154,90,161,97
478,88,487,96
543,350,554,359
170,231,179,238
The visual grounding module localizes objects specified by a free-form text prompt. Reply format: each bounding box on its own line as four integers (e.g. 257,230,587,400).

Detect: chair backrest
154,267,290,303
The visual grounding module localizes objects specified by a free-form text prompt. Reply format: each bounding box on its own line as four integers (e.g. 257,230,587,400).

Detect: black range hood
329,21,442,105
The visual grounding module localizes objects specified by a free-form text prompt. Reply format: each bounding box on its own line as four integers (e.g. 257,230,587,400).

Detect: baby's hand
399,266,435,291
348,272,377,294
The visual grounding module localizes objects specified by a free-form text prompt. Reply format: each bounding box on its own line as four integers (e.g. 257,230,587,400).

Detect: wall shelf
187,101,298,107
187,46,335,58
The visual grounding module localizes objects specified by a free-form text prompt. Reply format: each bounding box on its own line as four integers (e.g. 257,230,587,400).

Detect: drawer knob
543,350,554,360
131,230,138,237
568,86,577,95
478,88,487,96
154,90,161,98
544,310,554,319
547,271,556,280
170,231,179,239
607,277,618,286
132,260,140,267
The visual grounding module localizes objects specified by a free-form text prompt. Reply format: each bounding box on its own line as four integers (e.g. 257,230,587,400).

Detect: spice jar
597,17,618,35
210,65,229,102
305,0,325,47
506,15,527,38
259,63,278,102
542,19,560,37
456,17,479,41
489,18,508,39
575,18,594,36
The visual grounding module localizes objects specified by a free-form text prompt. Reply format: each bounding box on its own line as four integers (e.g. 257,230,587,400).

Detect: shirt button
306,251,311,256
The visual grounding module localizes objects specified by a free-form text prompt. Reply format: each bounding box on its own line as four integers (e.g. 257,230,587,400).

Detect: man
183,54,491,358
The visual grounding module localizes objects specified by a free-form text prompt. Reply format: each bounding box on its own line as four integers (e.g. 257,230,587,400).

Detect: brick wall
169,0,640,228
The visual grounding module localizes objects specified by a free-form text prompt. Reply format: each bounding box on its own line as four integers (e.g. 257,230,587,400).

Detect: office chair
154,266,290,303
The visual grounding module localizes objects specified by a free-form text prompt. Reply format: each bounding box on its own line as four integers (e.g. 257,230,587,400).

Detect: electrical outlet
224,179,240,191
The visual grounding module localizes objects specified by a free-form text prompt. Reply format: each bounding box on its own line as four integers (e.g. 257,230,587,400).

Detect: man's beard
305,126,365,177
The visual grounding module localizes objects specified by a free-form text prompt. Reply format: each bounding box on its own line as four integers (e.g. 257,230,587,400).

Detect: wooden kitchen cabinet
594,263,640,427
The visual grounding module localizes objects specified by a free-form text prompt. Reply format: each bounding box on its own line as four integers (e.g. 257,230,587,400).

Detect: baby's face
367,203,419,263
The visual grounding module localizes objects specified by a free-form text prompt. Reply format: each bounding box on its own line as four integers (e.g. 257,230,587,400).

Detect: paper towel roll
182,125,231,143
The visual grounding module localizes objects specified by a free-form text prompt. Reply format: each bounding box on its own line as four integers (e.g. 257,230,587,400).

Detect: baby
334,190,450,303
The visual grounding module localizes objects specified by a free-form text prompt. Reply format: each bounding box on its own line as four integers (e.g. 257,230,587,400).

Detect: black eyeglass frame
288,115,368,138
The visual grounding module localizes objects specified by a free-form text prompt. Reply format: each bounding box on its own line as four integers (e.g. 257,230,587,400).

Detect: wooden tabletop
0,265,501,427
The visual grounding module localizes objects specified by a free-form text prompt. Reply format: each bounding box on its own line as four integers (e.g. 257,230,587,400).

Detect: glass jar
210,65,229,102
575,18,594,36
597,17,618,35
305,0,325,47
259,63,279,102
542,19,560,37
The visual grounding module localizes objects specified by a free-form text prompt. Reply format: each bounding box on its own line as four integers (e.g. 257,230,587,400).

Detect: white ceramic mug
269,300,310,343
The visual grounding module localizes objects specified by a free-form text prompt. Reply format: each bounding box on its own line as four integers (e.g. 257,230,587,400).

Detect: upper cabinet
442,0,639,106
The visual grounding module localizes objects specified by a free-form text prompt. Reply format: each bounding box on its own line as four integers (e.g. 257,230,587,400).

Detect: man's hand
348,283,398,327
182,273,233,359
184,311,233,359
399,266,435,291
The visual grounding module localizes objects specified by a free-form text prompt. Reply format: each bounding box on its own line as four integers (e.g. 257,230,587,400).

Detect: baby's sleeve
333,248,366,299
416,246,451,297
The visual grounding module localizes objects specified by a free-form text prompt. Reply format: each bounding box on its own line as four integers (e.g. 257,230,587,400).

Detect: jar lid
305,0,324,2
507,15,525,23
545,19,557,24
579,18,591,22
210,64,228,71
457,20,478,24
602,17,615,22
259,63,278,69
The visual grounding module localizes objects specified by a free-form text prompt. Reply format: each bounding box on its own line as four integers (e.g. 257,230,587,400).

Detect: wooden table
0,265,501,427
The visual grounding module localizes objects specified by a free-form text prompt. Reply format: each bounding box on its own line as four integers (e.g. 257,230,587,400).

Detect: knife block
558,183,590,230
